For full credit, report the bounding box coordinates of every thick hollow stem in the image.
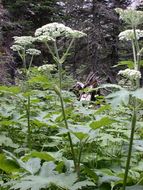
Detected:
[122,107,136,190]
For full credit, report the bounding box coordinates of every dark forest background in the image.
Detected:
[0,0,140,84]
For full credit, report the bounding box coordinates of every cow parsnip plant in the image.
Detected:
[1,12,143,190]
[114,8,143,190]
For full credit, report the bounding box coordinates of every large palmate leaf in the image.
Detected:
[3,150,41,174]
[9,173,95,190]
[106,89,130,107]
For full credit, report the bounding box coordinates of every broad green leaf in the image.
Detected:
[0,135,19,148]
[24,158,41,175]
[72,132,88,140]
[113,60,134,69]
[0,154,19,173]
[106,89,130,107]
[40,161,57,177]
[82,166,98,182]
[95,104,111,114]
[99,175,121,185]
[70,180,95,190]
[90,117,116,129]
[70,125,90,140]
[0,86,20,94]
[132,88,143,100]
[10,173,78,190]
[126,185,143,190]
[3,150,26,169]
[24,151,55,161]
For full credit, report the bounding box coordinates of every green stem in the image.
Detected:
[54,41,60,60]
[77,141,83,177]
[61,38,75,63]
[58,92,77,172]
[131,40,137,70]
[122,106,136,190]
[26,94,32,150]
[45,42,59,63]
[54,41,62,91]
[27,55,34,73]
[133,27,140,70]
[48,38,77,174]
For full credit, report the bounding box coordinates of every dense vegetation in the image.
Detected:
[1,1,143,190]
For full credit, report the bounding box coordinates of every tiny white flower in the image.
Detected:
[26,48,41,56]
[13,36,35,46]
[10,44,24,51]
[118,68,141,80]
[119,29,143,41]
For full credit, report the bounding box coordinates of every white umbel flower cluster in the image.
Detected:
[13,36,35,46]
[26,48,41,56]
[115,8,143,27]
[119,29,143,41]
[38,64,56,72]
[118,68,141,80]
[36,35,54,42]
[10,44,24,51]
[35,22,86,40]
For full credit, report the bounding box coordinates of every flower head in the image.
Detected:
[115,8,143,27]
[36,35,55,42]
[38,64,56,72]
[119,29,143,41]
[10,44,24,51]
[35,22,86,41]
[26,48,41,56]
[13,36,35,46]
[118,68,141,80]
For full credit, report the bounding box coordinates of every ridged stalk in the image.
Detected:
[122,107,136,190]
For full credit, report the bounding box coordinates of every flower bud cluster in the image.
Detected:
[118,69,141,80]
[38,64,56,72]
[26,48,41,56]
[10,44,24,51]
[35,22,86,40]
[119,29,143,41]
